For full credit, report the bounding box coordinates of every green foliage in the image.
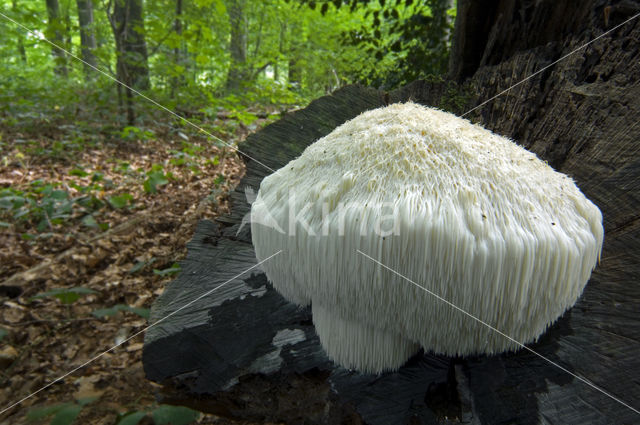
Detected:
[28,400,198,425]
[31,287,98,305]
[326,0,455,88]
[116,411,148,425]
[0,327,7,341]
[27,398,97,425]
[128,257,157,274]
[0,180,109,232]
[213,174,226,186]
[92,304,150,319]
[108,193,135,209]
[153,263,181,276]
[0,0,455,132]
[143,164,170,194]
[0,183,72,232]
[152,405,200,425]
[116,404,199,425]
[69,168,89,177]
[121,126,155,142]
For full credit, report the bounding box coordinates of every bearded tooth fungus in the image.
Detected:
[250,102,604,374]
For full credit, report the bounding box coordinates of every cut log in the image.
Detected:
[143,5,640,424]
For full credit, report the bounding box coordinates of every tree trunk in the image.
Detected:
[274,20,286,82]
[288,58,301,89]
[76,0,98,76]
[171,0,185,95]
[45,0,68,76]
[109,0,150,90]
[108,0,150,124]
[428,0,455,74]
[448,0,596,81]
[286,20,302,89]
[12,0,27,63]
[226,0,248,92]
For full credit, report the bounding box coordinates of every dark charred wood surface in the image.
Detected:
[143,11,640,425]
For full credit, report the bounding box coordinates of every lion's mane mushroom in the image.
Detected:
[251,102,604,374]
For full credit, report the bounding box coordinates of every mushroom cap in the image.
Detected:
[251,102,604,373]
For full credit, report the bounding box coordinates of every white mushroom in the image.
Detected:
[251,102,604,374]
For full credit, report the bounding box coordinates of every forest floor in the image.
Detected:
[0,113,278,424]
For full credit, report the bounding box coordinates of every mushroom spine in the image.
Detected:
[251,102,604,374]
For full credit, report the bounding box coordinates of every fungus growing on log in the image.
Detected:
[250,102,604,374]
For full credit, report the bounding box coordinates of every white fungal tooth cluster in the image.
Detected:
[251,102,604,374]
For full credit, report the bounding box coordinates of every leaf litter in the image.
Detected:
[0,118,282,424]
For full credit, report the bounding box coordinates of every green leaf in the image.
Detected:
[0,221,10,227]
[31,287,97,305]
[153,263,181,276]
[213,175,225,186]
[128,257,156,274]
[76,397,98,407]
[116,411,148,425]
[37,218,50,232]
[50,404,82,425]
[0,328,7,341]
[27,404,66,421]
[49,190,69,200]
[128,306,150,319]
[82,215,99,228]
[143,170,169,194]
[152,405,200,425]
[121,126,140,139]
[0,195,26,209]
[69,168,89,177]
[108,193,134,209]
[91,305,122,318]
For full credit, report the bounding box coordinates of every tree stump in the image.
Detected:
[143,5,640,423]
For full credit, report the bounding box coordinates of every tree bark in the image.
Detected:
[226,0,248,92]
[273,20,286,82]
[108,0,150,90]
[448,0,598,82]
[288,57,302,89]
[76,0,98,76]
[107,0,150,124]
[429,0,455,74]
[45,0,68,76]
[171,0,185,95]
[12,0,27,63]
